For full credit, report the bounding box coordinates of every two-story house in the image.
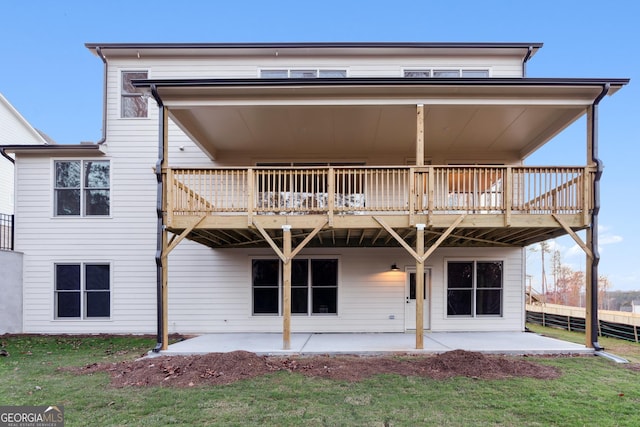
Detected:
[2,42,627,351]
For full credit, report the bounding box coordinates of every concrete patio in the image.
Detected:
[157,331,592,356]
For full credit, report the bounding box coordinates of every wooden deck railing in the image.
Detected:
[167,165,590,219]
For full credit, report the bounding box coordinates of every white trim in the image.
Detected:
[259,68,349,78]
[443,257,505,318]
[401,67,491,78]
[50,158,112,219]
[119,69,150,119]
[249,255,341,317]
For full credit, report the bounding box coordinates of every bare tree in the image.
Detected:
[529,242,552,303]
[598,275,612,310]
[551,249,562,304]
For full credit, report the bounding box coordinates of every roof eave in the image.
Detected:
[0,144,107,155]
[86,41,544,50]
[133,77,629,89]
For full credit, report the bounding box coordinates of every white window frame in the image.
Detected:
[259,68,348,78]
[445,259,503,318]
[53,159,111,218]
[251,256,339,316]
[403,68,490,78]
[120,70,149,118]
[54,262,111,320]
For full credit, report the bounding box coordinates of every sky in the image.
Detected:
[1,0,639,291]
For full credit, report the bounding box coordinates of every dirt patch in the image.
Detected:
[67,349,561,388]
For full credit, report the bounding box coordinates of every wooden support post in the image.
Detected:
[416,104,424,167]
[585,230,593,348]
[427,166,434,227]
[327,168,335,227]
[161,229,169,350]
[409,167,416,225]
[416,223,425,349]
[282,225,292,350]
[504,167,512,226]
[247,168,254,227]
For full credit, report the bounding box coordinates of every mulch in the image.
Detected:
[66,349,562,388]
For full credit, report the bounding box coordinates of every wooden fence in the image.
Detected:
[526,303,640,343]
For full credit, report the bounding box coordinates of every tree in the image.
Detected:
[529,241,552,303]
[598,275,612,310]
[553,265,584,307]
[551,249,562,304]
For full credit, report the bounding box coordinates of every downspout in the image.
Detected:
[95,47,108,145]
[522,46,534,77]
[0,148,15,164]
[589,83,610,351]
[151,84,165,353]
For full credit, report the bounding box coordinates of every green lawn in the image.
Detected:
[1,329,639,426]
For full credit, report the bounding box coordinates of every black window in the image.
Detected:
[447,261,502,317]
[311,259,338,314]
[252,258,338,315]
[55,263,110,319]
[252,259,279,314]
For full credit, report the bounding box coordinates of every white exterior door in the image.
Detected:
[404,267,431,330]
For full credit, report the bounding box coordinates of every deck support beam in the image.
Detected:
[165,215,207,256]
[552,214,593,260]
[282,226,292,350]
[416,104,424,167]
[374,215,465,349]
[416,224,425,349]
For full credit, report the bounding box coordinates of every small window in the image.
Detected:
[319,70,347,78]
[261,70,288,78]
[54,160,110,217]
[260,69,347,79]
[433,70,461,78]
[447,260,502,317]
[462,70,490,78]
[404,70,431,78]
[121,71,148,118]
[290,70,318,78]
[55,263,110,319]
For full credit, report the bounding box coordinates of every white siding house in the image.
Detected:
[0,93,48,215]
[3,43,627,351]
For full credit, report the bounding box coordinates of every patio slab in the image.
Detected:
[156,331,592,357]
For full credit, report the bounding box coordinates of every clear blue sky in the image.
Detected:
[1,0,638,291]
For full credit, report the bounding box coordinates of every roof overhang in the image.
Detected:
[86,42,543,62]
[1,144,107,156]
[134,78,628,161]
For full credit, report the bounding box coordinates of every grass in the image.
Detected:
[1,329,639,426]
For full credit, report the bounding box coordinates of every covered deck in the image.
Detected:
[133,76,627,353]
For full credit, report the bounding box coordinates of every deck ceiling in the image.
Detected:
[169,104,584,159]
[148,81,615,161]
